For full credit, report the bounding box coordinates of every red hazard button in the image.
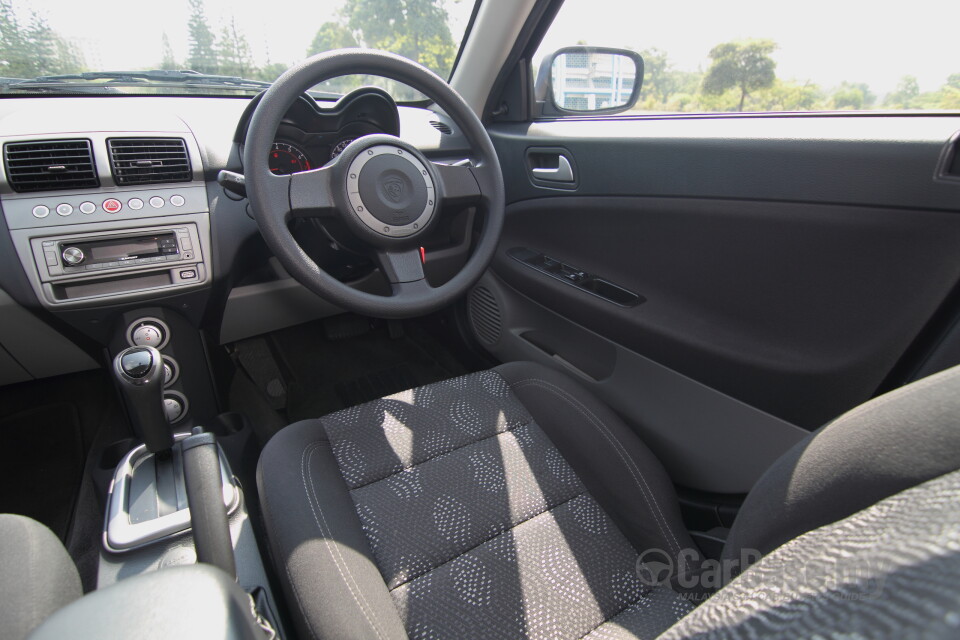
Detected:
[102,198,122,213]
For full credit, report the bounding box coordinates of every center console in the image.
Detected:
[0,124,284,636]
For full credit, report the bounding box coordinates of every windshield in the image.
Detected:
[0,0,478,99]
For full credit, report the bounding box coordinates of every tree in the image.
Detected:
[217,17,253,77]
[160,32,178,69]
[340,0,456,76]
[884,75,919,109]
[831,81,875,110]
[187,0,218,74]
[752,79,822,112]
[252,62,288,83]
[946,73,960,90]
[702,39,777,112]
[29,12,60,75]
[0,2,82,78]
[640,48,674,103]
[0,0,31,77]
[307,21,358,56]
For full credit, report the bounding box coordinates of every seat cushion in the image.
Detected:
[0,514,82,640]
[660,467,960,640]
[257,362,699,640]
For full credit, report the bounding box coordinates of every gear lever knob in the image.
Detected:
[113,346,174,453]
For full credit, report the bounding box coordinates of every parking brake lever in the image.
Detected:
[181,427,237,580]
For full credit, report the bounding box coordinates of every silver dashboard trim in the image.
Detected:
[103,433,240,553]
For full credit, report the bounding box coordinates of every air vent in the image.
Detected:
[3,139,99,193]
[468,286,501,344]
[429,120,452,134]
[108,138,192,186]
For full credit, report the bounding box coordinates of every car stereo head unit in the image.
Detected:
[33,225,200,280]
[58,233,179,268]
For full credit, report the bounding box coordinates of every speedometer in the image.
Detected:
[269,142,311,175]
[330,138,354,160]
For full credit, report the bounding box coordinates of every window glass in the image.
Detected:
[0,0,477,99]
[535,0,960,114]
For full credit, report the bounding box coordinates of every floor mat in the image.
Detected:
[236,317,475,422]
[334,365,421,407]
[0,402,84,540]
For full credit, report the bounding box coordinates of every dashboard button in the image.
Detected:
[179,269,197,280]
[170,194,185,207]
[61,246,84,265]
[79,201,96,214]
[131,324,164,347]
[163,395,185,423]
[44,251,58,267]
[149,196,164,208]
[128,198,144,210]
[103,198,122,213]
[56,203,73,216]
[32,205,50,218]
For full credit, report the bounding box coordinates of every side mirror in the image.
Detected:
[535,46,644,116]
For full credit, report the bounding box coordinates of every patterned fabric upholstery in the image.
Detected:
[659,468,960,640]
[318,370,693,639]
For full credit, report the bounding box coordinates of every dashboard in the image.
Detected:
[0,87,471,385]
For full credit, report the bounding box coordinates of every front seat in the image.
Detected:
[0,514,83,640]
[258,361,960,639]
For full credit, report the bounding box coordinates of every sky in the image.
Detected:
[21,0,960,98]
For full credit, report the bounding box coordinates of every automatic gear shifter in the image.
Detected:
[113,346,174,453]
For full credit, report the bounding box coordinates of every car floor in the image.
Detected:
[0,313,485,595]
[226,314,484,434]
[0,368,122,591]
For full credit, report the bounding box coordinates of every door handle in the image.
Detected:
[530,154,575,182]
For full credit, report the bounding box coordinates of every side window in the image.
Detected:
[534,0,960,115]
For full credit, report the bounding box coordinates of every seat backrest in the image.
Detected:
[721,363,960,577]
[659,467,960,639]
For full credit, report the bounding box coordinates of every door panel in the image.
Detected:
[473,269,809,493]
[476,114,960,490]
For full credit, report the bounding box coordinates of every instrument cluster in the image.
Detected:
[263,87,401,175]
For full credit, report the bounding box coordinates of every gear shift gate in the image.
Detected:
[104,432,240,552]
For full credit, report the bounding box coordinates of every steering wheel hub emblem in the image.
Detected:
[383,176,405,202]
[345,144,437,237]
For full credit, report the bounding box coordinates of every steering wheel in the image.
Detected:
[243,50,505,319]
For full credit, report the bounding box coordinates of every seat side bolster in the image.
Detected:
[257,419,408,640]
[495,361,700,571]
[721,363,960,579]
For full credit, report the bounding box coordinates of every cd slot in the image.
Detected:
[52,271,173,301]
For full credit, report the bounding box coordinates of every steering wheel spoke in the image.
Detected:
[288,165,338,219]
[433,161,484,209]
[374,248,431,296]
